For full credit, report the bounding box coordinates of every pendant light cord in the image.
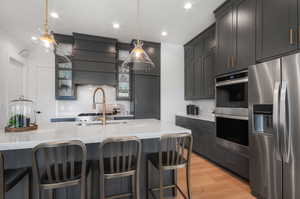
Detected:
[137,0,141,41]
[44,0,49,33]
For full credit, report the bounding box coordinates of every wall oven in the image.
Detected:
[215,70,249,157]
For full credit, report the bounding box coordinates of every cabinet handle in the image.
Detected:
[298,27,300,43]
[231,56,235,68]
[290,28,294,45]
[227,56,230,68]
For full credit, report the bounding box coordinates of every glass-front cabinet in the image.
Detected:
[55,42,76,100]
[117,49,131,100]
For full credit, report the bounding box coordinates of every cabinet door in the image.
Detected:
[133,75,160,119]
[256,0,297,61]
[193,38,204,99]
[234,0,255,70]
[184,46,195,100]
[203,51,215,99]
[216,5,235,75]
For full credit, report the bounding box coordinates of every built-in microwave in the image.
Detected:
[216,70,248,108]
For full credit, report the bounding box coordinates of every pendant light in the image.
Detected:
[121,0,155,71]
[39,0,57,50]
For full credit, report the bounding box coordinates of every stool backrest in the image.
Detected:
[33,140,87,184]
[99,137,141,174]
[160,133,193,167]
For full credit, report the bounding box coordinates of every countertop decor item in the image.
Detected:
[5,96,38,133]
[121,0,155,71]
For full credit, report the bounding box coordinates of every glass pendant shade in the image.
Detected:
[37,0,57,51]
[39,32,56,50]
[121,40,155,71]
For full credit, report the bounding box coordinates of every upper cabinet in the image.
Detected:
[72,33,117,86]
[256,0,298,61]
[54,34,76,100]
[184,24,216,100]
[214,0,255,75]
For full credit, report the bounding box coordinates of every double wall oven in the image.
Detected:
[215,70,249,157]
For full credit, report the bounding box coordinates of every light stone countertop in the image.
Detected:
[0,119,191,151]
[176,113,215,122]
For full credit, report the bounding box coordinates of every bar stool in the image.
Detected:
[147,133,193,199]
[32,140,91,199]
[99,137,141,199]
[0,152,31,199]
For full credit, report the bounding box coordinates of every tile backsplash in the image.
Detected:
[56,85,131,117]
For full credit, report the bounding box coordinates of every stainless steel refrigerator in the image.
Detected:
[249,53,300,199]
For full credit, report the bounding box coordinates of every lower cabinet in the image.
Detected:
[175,115,249,180]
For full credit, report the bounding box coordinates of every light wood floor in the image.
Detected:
[175,153,256,199]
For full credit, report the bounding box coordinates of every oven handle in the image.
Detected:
[215,77,248,87]
[214,113,248,120]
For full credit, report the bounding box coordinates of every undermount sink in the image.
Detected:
[77,120,127,126]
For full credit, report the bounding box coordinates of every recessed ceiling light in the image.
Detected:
[184,2,192,10]
[31,36,38,41]
[113,23,120,29]
[50,12,59,19]
[161,31,168,36]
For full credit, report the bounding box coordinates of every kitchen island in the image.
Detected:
[0,119,191,199]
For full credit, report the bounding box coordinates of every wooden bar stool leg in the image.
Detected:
[159,168,164,199]
[173,169,178,197]
[131,174,136,199]
[136,172,140,199]
[99,175,105,199]
[27,171,32,199]
[48,189,54,199]
[80,179,86,199]
[146,160,150,199]
[186,165,192,199]
[86,170,92,199]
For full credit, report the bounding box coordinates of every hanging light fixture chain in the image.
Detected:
[44,0,49,33]
[137,0,141,41]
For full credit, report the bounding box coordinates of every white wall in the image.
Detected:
[160,42,215,124]
[0,30,28,129]
[160,43,186,123]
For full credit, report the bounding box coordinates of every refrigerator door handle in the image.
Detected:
[274,81,281,161]
[280,81,291,163]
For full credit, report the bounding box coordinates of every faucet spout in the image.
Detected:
[92,87,107,125]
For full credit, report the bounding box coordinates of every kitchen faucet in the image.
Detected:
[92,87,106,125]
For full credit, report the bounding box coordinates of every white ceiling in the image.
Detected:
[0,0,225,46]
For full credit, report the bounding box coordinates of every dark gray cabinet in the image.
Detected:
[184,45,195,99]
[72,33,117,86]
[132,41,161,119]
[256,0,298,61]
[175,115,249,179]
[215,2,235,75]
[133,75,160,119]
[215,0,255,75]
[176,116,216,160]
[234,0,255,69]
[184,24,216,100]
